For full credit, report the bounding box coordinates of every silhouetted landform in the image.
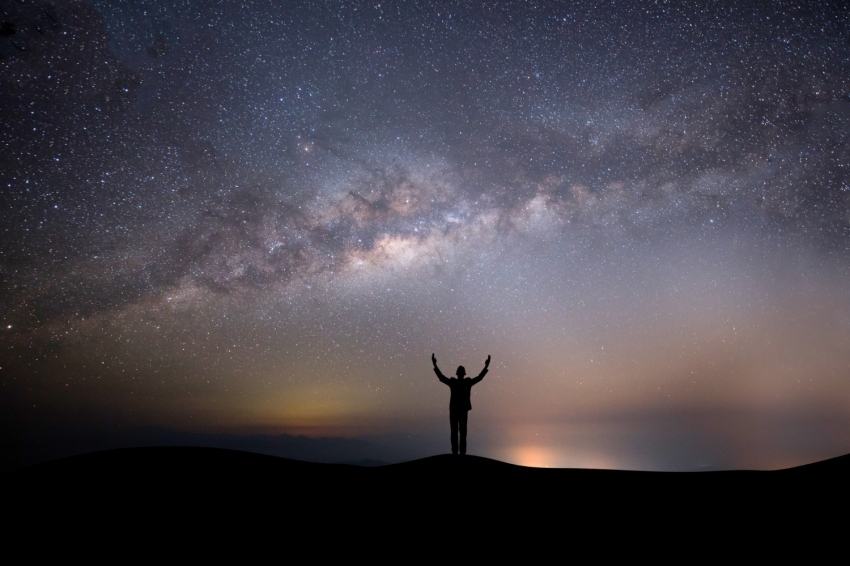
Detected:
[334,458,388,466]
[0,447,850,563]
[0,427,430,472]
[5,447,846,544]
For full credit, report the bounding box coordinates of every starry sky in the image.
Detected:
[3,0,850,470]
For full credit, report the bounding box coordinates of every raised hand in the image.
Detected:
[432,353,437,367]
[484,355,491,367]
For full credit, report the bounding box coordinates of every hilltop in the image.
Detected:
[5,446,847,542]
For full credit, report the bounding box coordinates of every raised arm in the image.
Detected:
[470,355,491,384]
[432,353,449,384]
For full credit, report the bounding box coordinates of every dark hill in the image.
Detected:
[5,447,848,544]
[9,445,850,494]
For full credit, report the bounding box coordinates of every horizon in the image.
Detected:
[3,0,850,472]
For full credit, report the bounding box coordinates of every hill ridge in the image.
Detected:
[8,445,850,476]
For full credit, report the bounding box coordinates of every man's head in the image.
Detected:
[456,366,466,378]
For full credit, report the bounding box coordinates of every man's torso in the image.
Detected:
[448,378,474,411]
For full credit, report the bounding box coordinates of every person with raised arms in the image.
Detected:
[432,353,490,455]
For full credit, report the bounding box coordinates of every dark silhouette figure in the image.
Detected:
[432,353,490,455]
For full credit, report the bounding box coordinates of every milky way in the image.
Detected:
[3,0,850,470]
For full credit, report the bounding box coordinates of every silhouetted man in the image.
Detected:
[432,353,490,455]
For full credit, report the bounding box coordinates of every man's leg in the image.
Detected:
[450,413,459,455]
[458,411,468,455]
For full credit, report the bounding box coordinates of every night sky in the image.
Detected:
[3,0,850,470]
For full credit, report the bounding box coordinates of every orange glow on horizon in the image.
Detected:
[507,445,557,468]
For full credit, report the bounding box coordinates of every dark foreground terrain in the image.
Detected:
[5,447,848,550]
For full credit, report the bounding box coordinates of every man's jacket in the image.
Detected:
[434,367,487,412]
